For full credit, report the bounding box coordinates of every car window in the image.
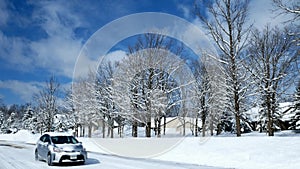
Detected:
[51,136,79,144]
[40,135,46,142]
[44,135,50,143]
[40,134,50,143]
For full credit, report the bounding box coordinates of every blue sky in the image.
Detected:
[0,0,290,105]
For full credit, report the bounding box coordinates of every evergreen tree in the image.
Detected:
[6,112,17,133]
[289,81,300,130]
[0,111,4,133]
[295,81,300,109]
[22,105,37,131]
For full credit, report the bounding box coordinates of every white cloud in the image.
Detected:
[102,50,127,64]
[0,80,72,105]
[177,4,191,19]
[0,31,34,71]
[30,35,82,78]
[28,1,84,78]
[248,0,291,30]
[0,1,85,78]
[0,0,9,26]
[0,80,43,103]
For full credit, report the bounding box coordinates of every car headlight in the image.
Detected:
[53,147,63,153]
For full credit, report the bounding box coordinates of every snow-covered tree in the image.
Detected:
[246,26,298,136]
[0,100,7,133]
[0,110,5,133]
[71,73,102,137]
[21,105,37,131]
[295,81,300,109]
[273,0,300,22]
[52,112,76,132]
[34,76,60,133]
[96,62,119,138]
[6,112,18,133]
[112,33,193,137]
[193,54,227,136]
[194,61,209,137]
[272,0,300,46]
[114,52,185,137]
[289,81,300,130]
[195,0,251,136]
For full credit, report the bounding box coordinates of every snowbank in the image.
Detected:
[0,130,40,144]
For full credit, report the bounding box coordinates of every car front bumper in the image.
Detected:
[51,151,87,163]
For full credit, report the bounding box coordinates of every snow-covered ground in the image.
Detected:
[155,131,300,169]
[0,130,299,169]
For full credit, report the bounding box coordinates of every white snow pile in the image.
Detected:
[0,130,40,144]
[0,130,299,169]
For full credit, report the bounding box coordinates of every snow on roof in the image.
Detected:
[244,107,260,121]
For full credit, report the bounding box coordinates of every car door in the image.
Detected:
[40,134,50,159]
[37,135,46,159]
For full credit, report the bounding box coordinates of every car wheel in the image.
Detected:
[79,160,85,165]
[34,149,39,161]
[47,153,53,166]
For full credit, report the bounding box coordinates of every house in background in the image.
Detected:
[162,117,197,136]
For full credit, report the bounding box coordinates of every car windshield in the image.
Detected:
[50,136,79,144]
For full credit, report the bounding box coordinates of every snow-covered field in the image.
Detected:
[156,132,300,169]
[0,130,299,169]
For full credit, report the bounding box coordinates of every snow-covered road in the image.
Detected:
[0,141,223,169]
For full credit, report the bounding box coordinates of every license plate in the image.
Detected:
[70,155,77,160]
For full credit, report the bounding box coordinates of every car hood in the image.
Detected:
[55,144,84,151]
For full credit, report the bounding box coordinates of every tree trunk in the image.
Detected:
[232,56,241,137]
[210,113,214,136]
[163,116,166,135]
[75,124,78,137]
[110,126,114,138]
[182,118,186,136]
[154,118,158,136]
[227,0,241,137]
[146,120,151,137]
[107,116,114,138]
[232,57,241,137]
[267,96,274,136]
[217,123,222,135]
[202,115,206,137]
[88,123,92,138]
[119,125,123,138]
[195,114,198,137]
[157,117,161,138]
[132,120,138,137]
[235,113,241,136]
[102,118,105,138]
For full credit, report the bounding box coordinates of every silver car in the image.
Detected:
[35,132,87,166]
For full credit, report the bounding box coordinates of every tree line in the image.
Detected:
[0,0,299,137]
